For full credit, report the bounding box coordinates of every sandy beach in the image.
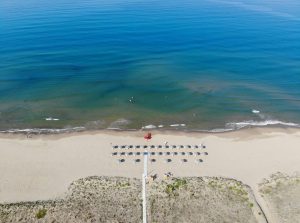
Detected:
[0,128,299,203]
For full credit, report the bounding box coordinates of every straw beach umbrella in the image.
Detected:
[134,159,141,163]
[195,159,203,164]
[150,159,156,163]
[117,159,125,163]
[181,159,188,163]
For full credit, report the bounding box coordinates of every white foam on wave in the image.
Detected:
[45,117,60,121]
[226,120,300,130]
[0,127,86,134]
[142,125,157,130]
[170,124,186,127]
[251,109,268,120]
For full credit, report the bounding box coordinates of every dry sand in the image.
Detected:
[0,127,300,222]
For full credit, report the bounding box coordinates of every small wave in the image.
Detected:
[252,109,260,114]
[170,124,186,127]
[251,109,268,120]
[142,125,157,130]
[45,117,60,121]
[226,120,300,130]
[158,125,164,128]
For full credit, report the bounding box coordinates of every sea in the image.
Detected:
[1,0,300,133]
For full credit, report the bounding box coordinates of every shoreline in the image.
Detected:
[0,121,299,136]
[0,125,300,138]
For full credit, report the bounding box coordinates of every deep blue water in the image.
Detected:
[0,0,300,132]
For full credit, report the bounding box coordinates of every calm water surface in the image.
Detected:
[0,0,300,132]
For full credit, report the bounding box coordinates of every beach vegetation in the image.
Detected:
[165,184,175,195]
[208,179,251,204]
[165,178,187,195]
[208,180,223,189]
[116,181,130,188]
[261,187,272,194]
[229,185,248,197]
[36,208,47,219]
[173,179,187,188]
[0,210,9,221]
[1,176,265,222]
[208,180,217,188]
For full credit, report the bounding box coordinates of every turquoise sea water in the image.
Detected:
[0,0,300,132]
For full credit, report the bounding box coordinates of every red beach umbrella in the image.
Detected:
[144,132,152,140]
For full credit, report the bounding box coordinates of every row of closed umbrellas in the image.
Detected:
[117,158,204,164]
[112,151,208,156]
[112,144,206,150]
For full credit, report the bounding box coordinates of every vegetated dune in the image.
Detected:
[0,176,265,223]
[0,177,142,223]
[148,177,265,223]
[259,172,300,223]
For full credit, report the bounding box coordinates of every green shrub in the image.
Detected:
[173,179,187,189]
[36,209,47,219]
[165,179,187,195]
